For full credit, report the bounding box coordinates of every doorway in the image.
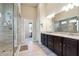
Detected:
[29,22,33,41]
[24,19,33,42]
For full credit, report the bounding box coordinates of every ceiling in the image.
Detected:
[21,3,68,9]
[21,3,68,17]
[21,3,38,7]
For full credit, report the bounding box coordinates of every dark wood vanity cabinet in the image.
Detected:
[77,40,79,56]
[41,33,78,56]
[41,34,48,47]
[41,34,45,45]
[63,38,77,56]
[53,36,63,56]
[44,34,48,47]
[48,35,54,51]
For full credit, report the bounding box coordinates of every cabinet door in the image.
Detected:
[41,34,45,45]
[48,35,53,50]
[44,34,48,47]
[78,40,79,56]
[53,36,62,56]
[63,38,77,56]
[41,34,48,47]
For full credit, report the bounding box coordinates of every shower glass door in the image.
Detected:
[0,3,14,56]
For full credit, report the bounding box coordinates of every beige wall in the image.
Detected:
[21,4,37,42]
[39,3,55,32]
[39,4,47,32]
[21,4,36,20]
[54,6,79,21]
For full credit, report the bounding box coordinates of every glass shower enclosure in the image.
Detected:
[0,3,19,56]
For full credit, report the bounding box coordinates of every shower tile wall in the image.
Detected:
[0,4,13,56]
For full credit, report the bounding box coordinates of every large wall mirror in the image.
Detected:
[54,16,79,33]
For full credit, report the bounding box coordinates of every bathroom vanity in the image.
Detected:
[41,32,79,56]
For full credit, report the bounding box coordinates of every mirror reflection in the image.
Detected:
[55,16,79,33]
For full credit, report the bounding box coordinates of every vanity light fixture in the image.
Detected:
[62,6,69,11]
[62,3,74,12]
[62,3,79,12]
[69,4,74,9]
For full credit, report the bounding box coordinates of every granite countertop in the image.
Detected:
[41,32,79,40]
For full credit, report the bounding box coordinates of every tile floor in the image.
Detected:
[18,38,57,56]
[0,41,13,56]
